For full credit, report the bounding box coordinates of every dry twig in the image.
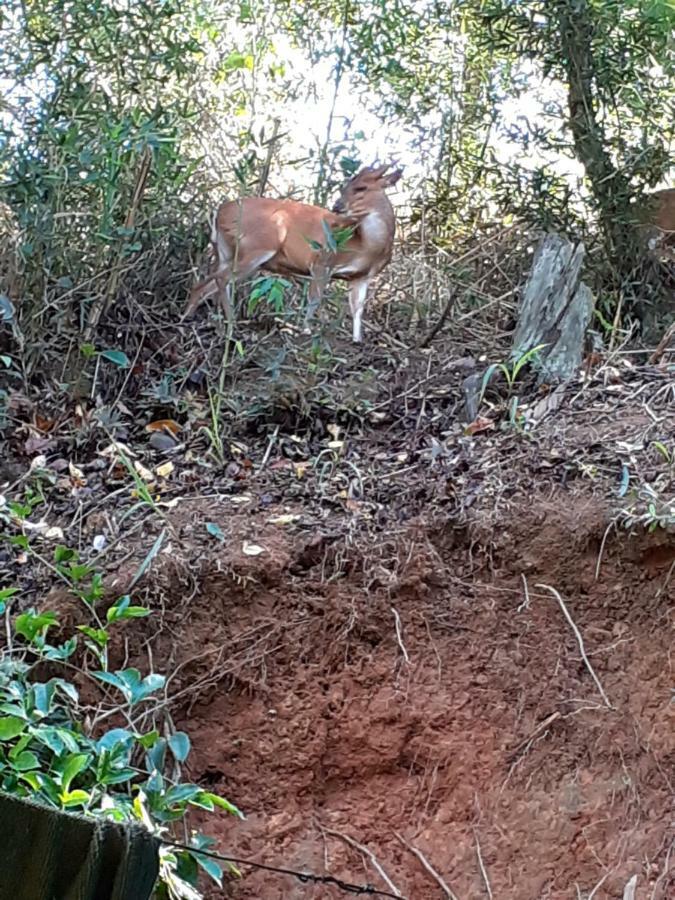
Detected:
[391,606,410,665]
[536,583,613,709]
[320,825,404,898]
[394,832,459,900]
[473,829,493,900]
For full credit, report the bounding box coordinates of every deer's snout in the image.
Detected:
[332,198,346,214]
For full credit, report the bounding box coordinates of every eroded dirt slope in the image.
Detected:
[3,344,673,899]
[171,491,672,900]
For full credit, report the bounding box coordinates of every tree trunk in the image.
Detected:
[513,233,594,382]
[554,0,647,309]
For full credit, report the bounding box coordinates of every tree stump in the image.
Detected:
[512,233,594,382]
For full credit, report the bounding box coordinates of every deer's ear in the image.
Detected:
[384,168,403,187]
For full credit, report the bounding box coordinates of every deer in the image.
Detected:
[184,163,403,343]
[641,188,675,259]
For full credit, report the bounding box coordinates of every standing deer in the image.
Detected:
[184,164,402,342]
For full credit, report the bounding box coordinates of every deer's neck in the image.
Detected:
[359,200,395,249]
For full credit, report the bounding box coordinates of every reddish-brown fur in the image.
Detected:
[185,164,402,342]
[645,188,675,245]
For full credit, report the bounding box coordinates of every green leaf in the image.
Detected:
[146,737,166,773]
[223,50,253,70]
[19,772,41,792]
[0,588,19,602]
[107,596,150,622]
[61,789,90,808]
[82,572,104,604]
[479,362,502,403]
[201,792,245,819]
[15,611,58,643]
[32,727,65,755]
[68,563,93,583]
[321,218,337,252]
[189,793,214,811]
[651,440,672,463]
[0,703,26,717]
[0,716,27,740]
[194,852,223,886]
[145,769,164,795]
[12,751,40,771]
[99,349,130,368]
[57,752,90,792]
[77,625,109,647]
[138,730,160,750]
[511,343,547,380]
[94,669,164,705]
[54,545,76,564]
[165,784,202,805]
[134,673,165,703]
[30,682,56,717]
[96,729,135,752]
[43,637,78,661]
[48,678,76,704]
[618,464,630,498]
[168,732,190,763]
[92,670,126,694]
[8,733,32,760]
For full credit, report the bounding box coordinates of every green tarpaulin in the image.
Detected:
[0,793,159,900]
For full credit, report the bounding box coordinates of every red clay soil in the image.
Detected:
[6,346,673,900]
[150,489,675,900]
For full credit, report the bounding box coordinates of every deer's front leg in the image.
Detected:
[348,278,369,343]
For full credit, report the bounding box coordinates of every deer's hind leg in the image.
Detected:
[214,235,277,324]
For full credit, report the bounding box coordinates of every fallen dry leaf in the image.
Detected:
[242,541,265,556]
[155,461,174,479]
[99,441,136,459]
[29,454,48,472]
[34,413,55,433]
[267,514,300,525]
[157,497,179,509]
[69,461,87,486]
[133,460,155,483]
[146,419,182,436]
[464,416,495,436]
[24,436,55,455]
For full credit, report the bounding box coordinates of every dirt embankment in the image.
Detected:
[4,335,673,899]
[124,481,672,900]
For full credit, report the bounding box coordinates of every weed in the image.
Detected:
[0,550,241,897]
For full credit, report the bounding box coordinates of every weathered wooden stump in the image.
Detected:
[512,233,594,382]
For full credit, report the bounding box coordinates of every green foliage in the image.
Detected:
[480,343,547,400]
[469,0,675,263]
[248,276,292,315]
[618,484,675,532]
[0,0,217,377]
[0,563,242,897]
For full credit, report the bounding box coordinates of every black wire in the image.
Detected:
[161,838,406,899]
